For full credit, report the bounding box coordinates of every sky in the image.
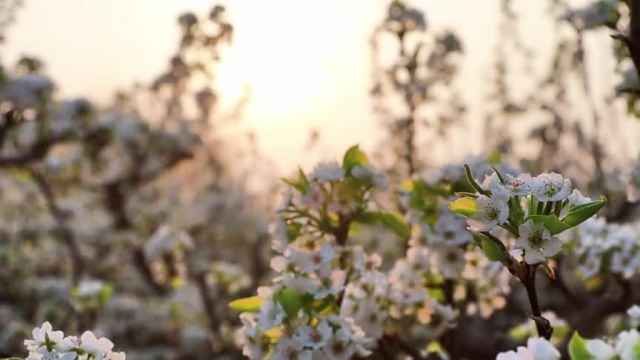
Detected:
[4,0,635,174]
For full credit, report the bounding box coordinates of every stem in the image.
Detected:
[524,273,541,316]
[521,264,553,339]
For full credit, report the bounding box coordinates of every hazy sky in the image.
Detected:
[6,0,630,174]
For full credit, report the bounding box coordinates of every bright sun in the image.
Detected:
[216,1,333,116]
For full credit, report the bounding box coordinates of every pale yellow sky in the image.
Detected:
[5,0,634,174]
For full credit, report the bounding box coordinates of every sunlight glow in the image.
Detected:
[217,2,333,116]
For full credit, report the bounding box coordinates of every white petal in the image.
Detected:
[542,237,562,257]
[524,249,546,264]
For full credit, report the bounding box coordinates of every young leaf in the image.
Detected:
[561,197,607,228]
[275,288,304,318]
[479,234,508,262]
[355,211,411,239]
[464,164,489,195]
[228,296,264,313]
[281,168,309,193]
[448,197,477,217]
[342,144,370,171]
[376,211,411,239]
[568,332,594,360]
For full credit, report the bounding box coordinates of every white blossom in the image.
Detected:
[467,193,509,232]
[586,339,616,360]
[351,165,388,189]
[495,337,560,360]
[309,161,344,182]
[514,220,562,264]
[531,173,572,202]
[505,173,533,196]
[616,329,640,360]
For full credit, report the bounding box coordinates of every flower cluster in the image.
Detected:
[233,146,456,359]
[396,155,518,319]
[570,217,640,279]
[448,165,605,341]
[450,168,604,265]
[23,322,125,360]
[497,305,640,360]
[234,146,390,358]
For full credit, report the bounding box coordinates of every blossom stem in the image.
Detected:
[521,264,553,340]
[528,195,537,215]
[553,201,563,217]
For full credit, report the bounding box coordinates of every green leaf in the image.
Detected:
[428,288,445,302]
[479,234,508,262]
[228,296,264,313]
[287,222,303,241]
[634,342,640,359]
[355,211,410,239]
[464,164,489,195]
[275,288,304,318]
[568,332,594,360]
[354,211,379,224]
[561,197,606,228]
[508,325,530,341]
[448,197,477,217]
[282,168,309,193]
[376,211,411,239]
[99,284,113,304]
[342,144,370,172]
[527,214,570,235]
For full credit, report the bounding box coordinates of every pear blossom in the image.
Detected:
[293,321,332,350]
[24,322,66,353]
[76,279,105,298]
[433,245,466,279]
[302,183,325,210]
[428,211,471,246]
[467,193,509,232]
[80,331,117,360]
[495,337,560,360]
[309,161,344,182]
[579,251,604,279]
[505,173,533,196]
[531,173,572,202]
[616,329,640,360]
[22,323,124,360]
[351,164,388,189]
[26,351,77,360]
[271,337,312,360]
[610,250,640,279]
[256,299,285,330]
[514,220,562,264]
[586,339,616,360]
[627,305,640,327]
[483,173,511,199]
